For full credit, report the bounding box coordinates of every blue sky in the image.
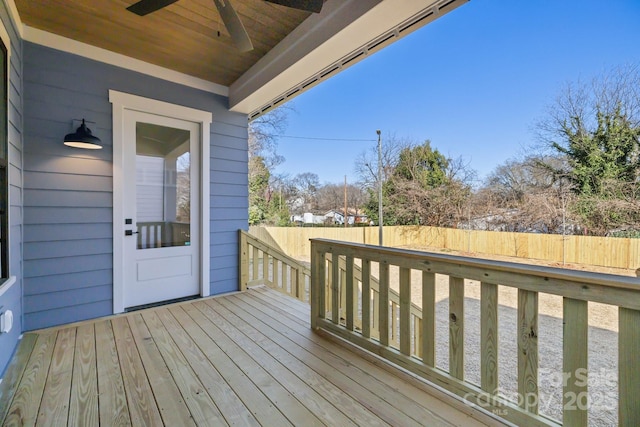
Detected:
[271,0,640,186]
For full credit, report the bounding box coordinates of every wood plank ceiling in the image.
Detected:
[14,0,312,87]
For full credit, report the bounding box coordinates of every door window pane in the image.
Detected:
[135,122,191,249]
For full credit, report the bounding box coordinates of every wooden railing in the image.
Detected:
[239,230,311,302]
[239,231,423,348]
[310,238,640,427]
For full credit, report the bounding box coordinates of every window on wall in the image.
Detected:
[0,37,8,279]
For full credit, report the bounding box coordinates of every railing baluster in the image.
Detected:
[378,261,390,346]
[362,259,371,338]
[391,303,398,347]
[273,259,280,289]
[563,297,587,426]
[297,268,304,301]
[422,271,436,367]
[481,282,498,393]
[346,256,355,331]
[262,250,269,282]
[252,245,259,280]
[414,316,422,358]
[331,253,340,324]
[518,289,538,414]
[399,267,411,356]
[619,307,640,426]
[449,276,465,380]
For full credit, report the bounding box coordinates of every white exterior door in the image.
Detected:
[122,110,200,308]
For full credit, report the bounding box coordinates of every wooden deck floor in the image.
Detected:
[0,287,500,426]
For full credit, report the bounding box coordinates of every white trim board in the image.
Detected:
[110,90,212,313]
[25,26,228,97]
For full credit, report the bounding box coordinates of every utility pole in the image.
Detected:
[377,130,383,246]
[344,175,347,228]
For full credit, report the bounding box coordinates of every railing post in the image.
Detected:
[310,241,325,330]
[238,230,248,291]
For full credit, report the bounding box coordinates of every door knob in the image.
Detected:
[125,230,139,236]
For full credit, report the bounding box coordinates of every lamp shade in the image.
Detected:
[64,119,102,149]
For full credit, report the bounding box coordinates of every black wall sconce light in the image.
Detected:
[64,119,102,149]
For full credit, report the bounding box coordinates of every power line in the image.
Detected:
[274,134,376,142]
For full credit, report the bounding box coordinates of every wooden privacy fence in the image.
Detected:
[310,238,640,427]
[250,225,640,270]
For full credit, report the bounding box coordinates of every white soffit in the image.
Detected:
[230,0,468,118]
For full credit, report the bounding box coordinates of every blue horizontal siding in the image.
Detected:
[24,270,112,295]
[24,239,112,259]
[24,223,112,242]
[24,284,111,313]
[22,41,248,330]
[25,171,112,191]
[25,300,113,332]
[0,0,24,376]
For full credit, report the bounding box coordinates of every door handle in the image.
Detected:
[125,230,139,236]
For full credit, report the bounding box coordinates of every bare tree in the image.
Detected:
[292,172,320,212]
[354,133,413,189]
[477,155,575,233]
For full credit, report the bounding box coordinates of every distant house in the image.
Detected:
[325,209,369,226]
[290,212,325,226]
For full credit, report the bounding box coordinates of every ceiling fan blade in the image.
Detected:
[264,0,323,13]
[127,0,179,16]
[213,0,253,52]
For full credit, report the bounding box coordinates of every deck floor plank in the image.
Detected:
[206,297,387,427]
[154,307,262,427]
[242,289,487,426]
[169,304,293,427]
[0,333,38,424]
[94,319,131,426]
[36,328,76,426]
[127,313,197,427]
[111,316,164,426]
[214,296,394,427]
[140,309,228,426]
[229,292,458,426]
[4,331,57,426]
[1,288,495,427]
[186,300,325,427]
[198,298,357,426]
[69,323,99,427]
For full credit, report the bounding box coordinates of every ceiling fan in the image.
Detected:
[126,0,324,52]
